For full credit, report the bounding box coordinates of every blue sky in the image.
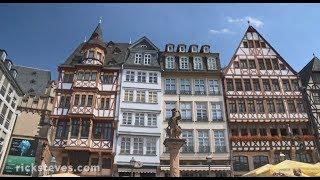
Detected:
[0,3,319,79]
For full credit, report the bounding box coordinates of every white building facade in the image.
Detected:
[114,37,162,177]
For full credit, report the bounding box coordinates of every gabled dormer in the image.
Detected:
[177,44,186,53]
[0,49,7,61]
[165,44,174,52]
[189,44,198,53]
[200,45,210,53]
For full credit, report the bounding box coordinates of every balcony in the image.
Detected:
[215,146,227,153]
[182,146,194,153]
[194,91,206,95]
[197,116,208,122]
[198,146,210,153]
[180,90,191,95]
[165,90,177,95]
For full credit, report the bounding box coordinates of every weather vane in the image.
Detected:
[84,36,87,42]
[313,53,316,58]
[99,17,103,24]
[247,20,251,26]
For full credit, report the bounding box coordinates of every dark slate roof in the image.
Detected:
[13,65,51,96]
[299,56,320,87]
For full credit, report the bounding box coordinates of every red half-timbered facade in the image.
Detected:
[49,23,127,176]
[223,26,317,176]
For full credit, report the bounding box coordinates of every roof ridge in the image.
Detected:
[14,64,51,72]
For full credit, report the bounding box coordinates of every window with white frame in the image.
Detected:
[136,91,146,102]
[198,130,210,153]
[196,103,207,121]
[120,137,131,154]
[203,46,209,53]
[137,72,146,83]
[125,71,135,82]
[147,114,157,127]
[191,46,197,52]
[212,102,223,121]
[214,130,226,153]
[165,102,176,119]
[148,72,158,84]
[182,130,194,152]
[135,113,145,126]
[209,80,220,94]
[180,57,189,70]
[144,54,151,65]
[167,45,173,52]
[165,56,175,69]
[134,53,142,64]
[122,112,132,125]
[133,137,143,154]
[148,91,158,103]
[194,79,205,94]
[180,79,191,93]
[193,57,203,70]
[180,102,192,121]
[124,90,134,102]
[179,45,186,52]
[207,57,217,70]
[165,79,176,92]
[146,138,157,155]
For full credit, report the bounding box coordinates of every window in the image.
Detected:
[214,130,226,153]
[240,59,248,69]
[196,103,207,121]
[77,71,84,81]
[120,137,131,154]
[148,91,157,103]
[63,73,74,83]
[227,79,234,91]
[243,41,248,48]
[313,91,320,104]
[248,100,255,113]
[81,120,90,138]
[146,138,156,155]
[88,51,94,58]
[276,99,285,113]
[70,120,80,138]
[165,78,176,93]
[137,72,146,83]
[167,45,173,52]
[280,128,288,136]
[287,100,296,113]
[4,111,12,128]
[258,59,265,70]
[235,79,243,91]
[209,80,220,94]
[231,129,239,136]
[250,128,258,136]
[291,80,299,91]
[193,57,203,70]
[265,59,272,70]
[253,79,261,91]
[212,102,223,121]
[180,102,192,121]
[59,95,71,108]
[133,138,143,154]
[122,112,132,125]
[134,53,142,64]
[263,79,271,91]
[135,113,145,126]
[234,61,239,68]
[180,57,189,70]
[165,102,176,120]
[74,94,80,106]
[84,71,90,81]
[260,128,267,136]
[11,97,16,109]
[270,128,278,136]
[124,90,134,102]
[203,46,209,53]
[207,57,217,70]
[148,73,157,84]
[198,130,210,153]
[254,40,261,48]
[0,104,7,125]
[274,152,291,163]
[55,121,69,139]
[97,52,102,60]
[136,91,146,102]
[180,79,191,94]
[233,156,249,171]
[101,74,114,84]
[240,128,248,136]
[125,71,135,82]
[182,130,194,153]
[165,56,175,69]
[92,123,112,140]
[302,128,310,135]
[292,128,300,135]
[253,156,269,169]
[87,95,93,107]
[257,100,264,114]
[297,101,305,113]
[147,114,157,127]
[261,42,266,48]
[282,79,291,91]
[249,60,256,69]
[194,79,205,94]
[91,72,97,81]
[0,79,8,97]
[100,98,110,110]
[272,59,279,70]
[238,100,246,113]
[267,100,275,113]
[144,54,151,65]
[179,45,186,52]
[229,100,237,113]
[296,153,312,163]
[191,46,197,52]
[272,79,280,91]
[102,158,111,169]
[244,79,252,91]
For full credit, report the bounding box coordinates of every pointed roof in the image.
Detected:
[224,25,297,74]
[85,23,106,49]
[299,56,320,86]
[128,36,159,51]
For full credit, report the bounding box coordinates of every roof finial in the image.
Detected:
[129,37,132,44]
[247,20,251,26]
[84,36,87,42]
[99,17,102,24]
[313,53,316,58]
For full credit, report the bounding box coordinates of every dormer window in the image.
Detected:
[97,52,102,60]
[191,46,198,53]
[193,57,203,70]
[5,60,12,70]
[134,53,142,64]
[207,57,217,70]
[144,54,151,65]
[203,46,210,53]
[167,45,174,52]
[88,51,94,58]
[32,71,37,75]
[179,57,189,70]
[179,46,186,52]
[141,45,147,48]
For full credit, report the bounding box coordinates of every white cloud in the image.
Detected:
[208,28,235,35]
[227,16,264,28]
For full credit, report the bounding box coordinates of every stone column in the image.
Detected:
[164,138,186,177]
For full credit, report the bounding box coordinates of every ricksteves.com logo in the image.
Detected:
[15,164,101,174]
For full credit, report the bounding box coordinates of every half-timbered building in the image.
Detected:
[223,25,317,176]
[49,23,128,176]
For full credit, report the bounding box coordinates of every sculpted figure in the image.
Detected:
[166,108,182,139]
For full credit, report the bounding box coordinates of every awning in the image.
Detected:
[117,168,157,174]
[160,165,231,172]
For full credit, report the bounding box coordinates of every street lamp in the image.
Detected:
[206,154,213,177]
[50,156,57,177]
